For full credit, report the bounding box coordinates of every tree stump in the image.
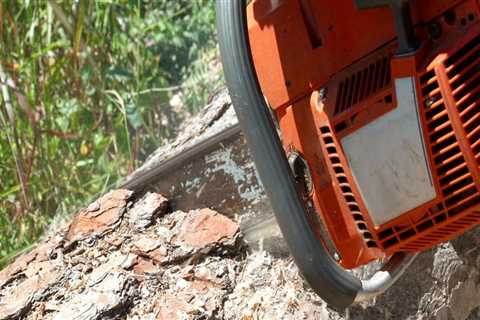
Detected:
[1,90,479,320]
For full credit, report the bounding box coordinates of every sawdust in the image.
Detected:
[1,188,479,320]
[0,190,333,320]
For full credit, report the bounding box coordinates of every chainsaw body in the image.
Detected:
[248,0,479,268]
[217,0,479,308]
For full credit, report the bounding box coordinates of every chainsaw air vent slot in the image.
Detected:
[399,229,415,240]
[434,213,447,223]
[432,136,457,154]
[439,165,469,186]
[437,146,462,164]
[384,94,393,104]
[366,241,377,248]
[420,70,435,84]
[442,176,474,196]
[425,101,444,119]
[382,237,398,248]
[448,34,479,169]
[334,56,391,115]
[422,82,439,96]
[334,121,348,132]
[445,35,479,66]
[439,157,461,174]
[352,214,363,221]
[319,126,378,247]
[430,124,453,141]
[454,74,480,101]
[417,220,434,232]
[357,223,367,230]
[427,114,449,130]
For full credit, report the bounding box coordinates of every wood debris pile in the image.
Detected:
[0,189,328,320]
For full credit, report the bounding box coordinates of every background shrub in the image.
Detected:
[0,0,221,266]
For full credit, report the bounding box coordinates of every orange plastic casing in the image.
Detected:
[247,0,480,268]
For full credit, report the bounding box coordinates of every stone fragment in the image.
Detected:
[0,262,62,319]
[0,256,33,289]
[133,235,163,253]
[176,208,239,248]
[129,192,168,231]
[133,257,161,275]
[53,271,133,320]
[0,237,60,289]
[65,189,133,245]
[155,293,195,320]
[132,235,168,264]
[155,279,223,320]
[88,252,137,286]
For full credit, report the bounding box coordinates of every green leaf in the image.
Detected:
[126,101,142,129]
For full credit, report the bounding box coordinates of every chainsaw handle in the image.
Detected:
[354,252,417,303]
[216,0,416,309]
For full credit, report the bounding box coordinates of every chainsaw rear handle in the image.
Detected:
[216,0,416,309]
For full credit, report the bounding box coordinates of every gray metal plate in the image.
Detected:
[341,77,436,226]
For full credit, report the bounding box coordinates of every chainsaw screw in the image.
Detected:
[333,252,340,261]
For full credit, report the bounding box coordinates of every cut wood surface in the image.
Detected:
[1,90,479,320]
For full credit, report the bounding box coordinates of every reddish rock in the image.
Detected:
[132,235,163,253]
[156,293,194,320]
[53,271,133,320]
[147,247,168,264]
[132,235,168,264]
[133,257,160,275]
[155,279,223,320]
[176,208,239,248]
[65,189,133,244]
[0,237,60,289]
[0,261,61,319]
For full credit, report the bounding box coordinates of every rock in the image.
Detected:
[0,237,60,289]
[155,280,223,320]
[87,251,137,286]
[53,271,134,320]
[132,235,163,253]
[64,189,133,246]
[133,257,160,275]
[132,234,168,265]
[0,261,62,319]
[175,208,239,248]
[129,192,168,231]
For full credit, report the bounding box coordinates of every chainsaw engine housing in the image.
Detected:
[247,0,480,268]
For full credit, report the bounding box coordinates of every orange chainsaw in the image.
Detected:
[217,0,479,309]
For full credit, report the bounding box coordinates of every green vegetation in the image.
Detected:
[0,0,221,266]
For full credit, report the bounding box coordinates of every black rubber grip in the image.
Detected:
[216,0,362,310]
